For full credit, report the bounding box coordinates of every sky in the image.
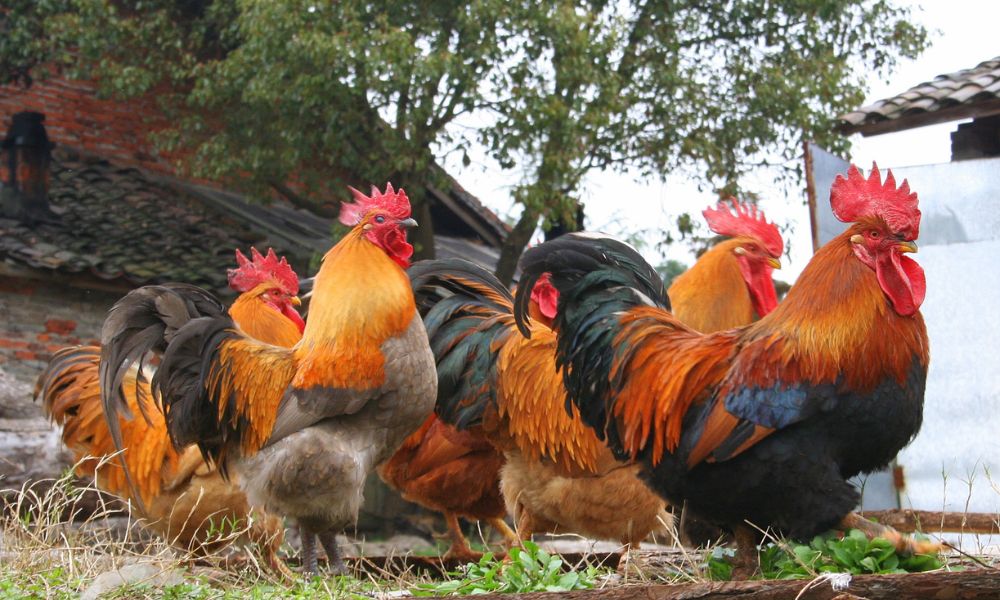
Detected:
[444,1,999,283]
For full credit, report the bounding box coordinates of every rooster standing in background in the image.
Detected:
[669,199,783,332]
[515,164,940,575]
[99,184,437,575]
[411,260,672,553]
[377,414,517,560]
[36,248,303,573]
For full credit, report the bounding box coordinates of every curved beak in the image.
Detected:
[897,241,918,254]
[766,257,782,270]
[398,217,418,228]
[289,295,302,306]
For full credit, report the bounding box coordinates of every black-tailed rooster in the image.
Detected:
[36,248,303,572]
[410,260,671,553]
[99,184,437,575]
[515,165,940,574]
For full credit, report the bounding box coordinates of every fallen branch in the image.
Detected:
[863,509,1000,535]
[471,569,1000,600]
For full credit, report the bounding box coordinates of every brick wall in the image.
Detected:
[0,76,182,177]
[0,276,117,418]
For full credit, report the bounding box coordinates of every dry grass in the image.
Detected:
[0,458,446,598]
[3,458,998,598]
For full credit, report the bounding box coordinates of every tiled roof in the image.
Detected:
[0,147,504,294]
[0,148,288,295]
[838,57,1000,135]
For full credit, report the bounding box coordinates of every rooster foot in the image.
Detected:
[840,512,944,555]
[318,530,350,576]
[300,526,320,577]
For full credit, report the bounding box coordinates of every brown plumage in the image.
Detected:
[36,252,303,568]
[378,415,516,559]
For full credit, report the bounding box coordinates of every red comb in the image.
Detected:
[702,198,783,257]
[830,163,920,240]
[228,247,299,294]
[338,182,411,226]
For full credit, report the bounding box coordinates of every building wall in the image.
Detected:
[0,76,180,177]
[0,276,116,418]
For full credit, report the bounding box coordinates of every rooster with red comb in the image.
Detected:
[100,183,435,575]
[669,199,784,332]
[516,163,940,576]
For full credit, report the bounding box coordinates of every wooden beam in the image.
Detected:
[802,140,820,253]
[838,98,1000,137]
[467,569,1000,600]
[427,184,502,248]
[863,509,1000,535]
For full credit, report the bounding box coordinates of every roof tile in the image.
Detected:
[838,56,1000,132]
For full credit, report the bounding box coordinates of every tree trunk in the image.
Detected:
[494,207,540,287]
[410,192,436,261]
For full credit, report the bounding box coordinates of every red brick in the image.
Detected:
[0,339,30,350]
[13,350,38,361]
[36,333,52,342]
[45,318,77,335]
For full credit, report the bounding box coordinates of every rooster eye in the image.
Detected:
[374,215,386,224]
[869,230,880,239]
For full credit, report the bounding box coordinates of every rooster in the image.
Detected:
[669,199,783,332]
[515,164,939,575]
[99,184,437,575]
[35,248,303,572]
[377,414,517,560]
[410,260,672,552]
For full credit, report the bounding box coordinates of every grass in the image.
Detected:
[0,462,984,597]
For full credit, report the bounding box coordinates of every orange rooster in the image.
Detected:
[410,261,672,553]
[36,248,303,572]
[516,164,940,575]
[669,199,783,332]
[99,184,437,575]
[377,414,517,560]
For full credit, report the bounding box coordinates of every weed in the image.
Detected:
[706,529,944,580]
[414,541,604,595]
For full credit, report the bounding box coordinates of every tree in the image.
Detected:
[1,0,514,259]
[3,1,926,273]
[481,0,927,283]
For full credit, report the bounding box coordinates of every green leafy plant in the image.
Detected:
[707,529,944,581]
[414,541,602,595]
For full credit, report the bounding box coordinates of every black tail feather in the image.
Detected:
[408,259,515,430]
[98,284,226,501]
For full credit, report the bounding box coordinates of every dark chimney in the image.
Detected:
[1,111,57,223]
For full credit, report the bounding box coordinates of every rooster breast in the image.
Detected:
[236,313,437,531]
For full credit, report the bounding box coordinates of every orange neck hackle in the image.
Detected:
[668,239,756,332]
[229,283,304,348]
[292,226,416,390]
[745,225,928,391]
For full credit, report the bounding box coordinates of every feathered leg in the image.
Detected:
[839,512,944,555]
[730,524,760,580]
[300,525,318,576]
[318,529,349,576]
[442,513,482,562]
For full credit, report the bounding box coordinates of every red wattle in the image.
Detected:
[874,250,925,316]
